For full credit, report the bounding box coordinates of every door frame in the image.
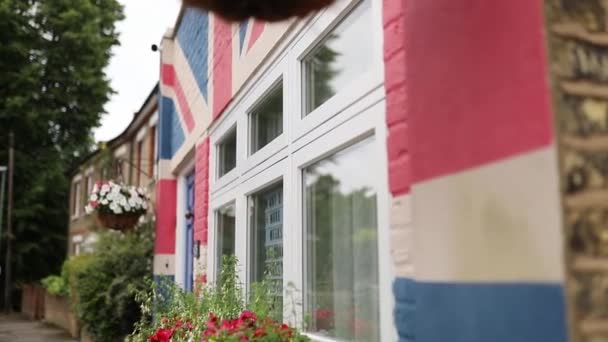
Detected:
[175,160,195,290]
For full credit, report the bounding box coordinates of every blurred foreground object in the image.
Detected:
[182,0,335,21]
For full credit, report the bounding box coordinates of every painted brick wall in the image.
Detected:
[382,0,414,340]
[176,9,210,100]
[194,138,210,246]
[385,0,566,341]
[212,17,233,120]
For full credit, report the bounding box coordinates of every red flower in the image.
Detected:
[253,327,266,337]
[239,311,256,322]
[206,313,219,330]
[175,319,184,329]
[149,328,174,342]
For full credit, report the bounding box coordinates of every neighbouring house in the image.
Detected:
[150,0,608,341]
[68,86,159,256]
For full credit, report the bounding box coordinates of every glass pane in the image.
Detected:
[303,0,373,115]
[218,128,237,177]
[304,137,379,341]
[250,83,283,154]
[249,183,283,312]
[216,204,236,278]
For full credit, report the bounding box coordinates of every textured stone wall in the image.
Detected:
[546,0,608,340]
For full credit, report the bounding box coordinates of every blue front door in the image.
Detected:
[185,172,195,292]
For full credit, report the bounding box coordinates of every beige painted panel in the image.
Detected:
[154,253,176,275]
[413,146,565,282]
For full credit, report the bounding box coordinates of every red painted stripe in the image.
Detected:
[213,16,233,121]
[161,63,195,133]
[247,20,265,52]
[405,0,552,183]
[155,179,177,254]
[194,138,210,246]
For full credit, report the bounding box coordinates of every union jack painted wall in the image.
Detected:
[153,0,570,341]
[154,7,292,285]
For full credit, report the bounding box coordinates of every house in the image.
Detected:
[68,86,159,256]
[151,0,582,341]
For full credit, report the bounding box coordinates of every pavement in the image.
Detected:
[0,314,75,342]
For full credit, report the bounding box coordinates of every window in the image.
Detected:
[216,204,236,277]
[149,125,156,178]
[217,127,237,178]
[304,137,379,341]
[302,0,373,115]
[249,183,283,305]
[137,140,144,186]
[72,182,81,217]
[250,82,283,154]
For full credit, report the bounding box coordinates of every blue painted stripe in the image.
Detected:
[239,20,248,55]
[394,278,567,342]
[176,8,209,100]
[159,97,185,160]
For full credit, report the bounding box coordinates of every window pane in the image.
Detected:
[216,204,236,277]
[303,0,373,115]
[250,83,283,154]
[218,128,237,177]
[249,183,283,312]
[304,137,379,341]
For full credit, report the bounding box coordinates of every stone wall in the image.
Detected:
[546,0,608,340]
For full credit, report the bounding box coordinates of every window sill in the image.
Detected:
[302,332,340,342]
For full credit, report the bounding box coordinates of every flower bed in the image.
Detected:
[128,256,308,342]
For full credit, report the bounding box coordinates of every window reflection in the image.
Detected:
[303,0,373,115]
[304,137,379,341]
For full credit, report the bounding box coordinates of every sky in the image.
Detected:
[94,0,181,142]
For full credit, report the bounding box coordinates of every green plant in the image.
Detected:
[41,275,69,297]
[128,255,308,342]
[67,221,154,342]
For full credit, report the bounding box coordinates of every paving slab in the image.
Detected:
[0,314,75,342]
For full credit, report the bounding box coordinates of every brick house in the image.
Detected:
[68,86,159,256]
[147,0,602,341]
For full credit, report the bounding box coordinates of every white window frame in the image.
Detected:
[288,0,384,143]
[242,60,288,174]
[206,0,394,339]
[71,180,82,220]
[175,160,195,290]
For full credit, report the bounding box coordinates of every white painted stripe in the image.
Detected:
[412,146,565,283]
[391,194,414,278]
[154,253,175,275]
[158,160,175,180]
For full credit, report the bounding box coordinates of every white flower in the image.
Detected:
[124,204,131,212]
[119,196,127,206]
[142,202,148,210]
[113,206,123,214]
[101,184,110,193]
[92,184,99,193]
[90,194,98,202]
[85,205,93,214]
[101,199,108,205]
[128,198,137,207]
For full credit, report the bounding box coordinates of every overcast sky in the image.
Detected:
[94,0,181,142]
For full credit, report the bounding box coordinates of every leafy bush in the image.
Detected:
[41,275,69,297]
[128,256,308,342]
[67,221,154,342]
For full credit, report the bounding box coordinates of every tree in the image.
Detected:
[0,0,123,307]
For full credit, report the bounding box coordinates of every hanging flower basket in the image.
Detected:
[85,181,149,232]
[182,0,335,22]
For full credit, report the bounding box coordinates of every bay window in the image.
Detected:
[208,0,390,339]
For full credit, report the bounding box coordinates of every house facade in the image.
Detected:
[69,87,159,256]
[153,0,578,341]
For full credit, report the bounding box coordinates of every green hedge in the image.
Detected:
[66,221,154,342]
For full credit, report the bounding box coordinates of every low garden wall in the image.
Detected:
[21,283,45,320]
[44,292,79,338]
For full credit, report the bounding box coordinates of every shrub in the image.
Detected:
[67,221,154,342]
[128,255,308,342]
[40,275,68,297]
